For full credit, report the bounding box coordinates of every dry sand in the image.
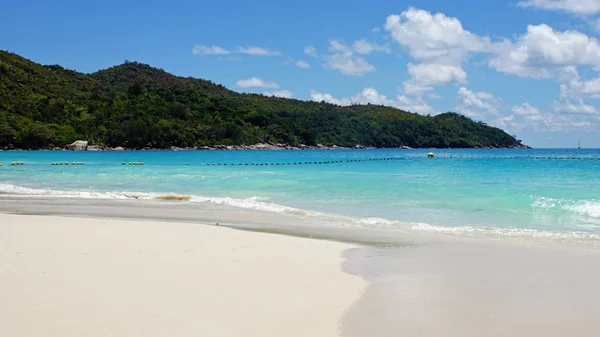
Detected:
[0,214,366,337]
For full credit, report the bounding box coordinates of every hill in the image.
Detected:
[0,51,525,149]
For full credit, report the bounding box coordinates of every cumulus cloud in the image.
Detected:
[309,88,435,114]
[384,8,491,63]
[295,60,310,69]
[235,77,279,89]
[512,102,540,115]
[323,40,376,76]
[527,112,596,131]
[192,45,230,55]
[263,90,293,98]
[456,87,501,118]
[384,8,498,96]
[404,63,467,95]
[394,95,437,115]
[558,66,600,99]
[489,24,600,78]
[517,0,600,15]
[553,98,599,114]
[379,7,600,132]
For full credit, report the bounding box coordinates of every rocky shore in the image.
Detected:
[2,140,530,151]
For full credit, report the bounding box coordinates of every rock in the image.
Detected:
[170,146,181,151]
[87,145,102,151]
[67,140,88,151]
[113,146,125,151]
[52,147,62,151]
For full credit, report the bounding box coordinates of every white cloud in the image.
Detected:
[263,90,293,99]
[324,40,376,76]
[295,60,310,69]
[304,46,318,57]
[492,114,522,131]
[384,8,490,63]
[456,87,501,118]
[517,0,600,15]
[193,45,281,56]
[404,63,467,95]
[352,39,390,55]
[512,102,540,115]
[558,66,600,99]
[237,46,281,56]
[192,45,230,55]
[489,24,600,78]
[384,8,495,96]
[309,87,390,106]
[553,98,599,114]
[309,88,435,114]
[525,112,596,131]
[235,77,279,89]
[394,95,437,115]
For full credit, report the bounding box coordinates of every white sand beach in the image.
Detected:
[0,214,366,337]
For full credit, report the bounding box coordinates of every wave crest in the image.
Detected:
[532,196,600,218]
[1,183,600,241]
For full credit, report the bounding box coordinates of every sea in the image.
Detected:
[1,149,599,242]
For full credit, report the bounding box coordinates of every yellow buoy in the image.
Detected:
[428,152,435,158]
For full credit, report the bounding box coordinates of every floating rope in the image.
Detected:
[0,156,598,168]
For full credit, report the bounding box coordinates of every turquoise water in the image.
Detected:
[1,149,599,238]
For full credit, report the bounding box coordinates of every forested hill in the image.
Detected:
[0,51,525,149]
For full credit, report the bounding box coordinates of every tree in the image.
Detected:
[0,124,17,147]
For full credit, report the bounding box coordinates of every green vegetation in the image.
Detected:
[0,51,524,149]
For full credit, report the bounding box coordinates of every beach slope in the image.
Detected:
[0,214,365,337]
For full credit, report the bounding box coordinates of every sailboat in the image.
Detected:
[578,140,581,149]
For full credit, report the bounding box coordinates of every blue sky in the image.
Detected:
[3,0,600,148]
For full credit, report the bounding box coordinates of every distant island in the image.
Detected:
[0,51,526,150]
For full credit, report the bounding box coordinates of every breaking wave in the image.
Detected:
[1,183,600,241]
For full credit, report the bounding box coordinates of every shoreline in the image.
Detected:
[0,195,598,250]
[1,143,532,151]
[2,198,600,336]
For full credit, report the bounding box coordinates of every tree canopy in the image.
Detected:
[0,51,524,149]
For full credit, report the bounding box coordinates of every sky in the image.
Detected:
[2,0,600,148]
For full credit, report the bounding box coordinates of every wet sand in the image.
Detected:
[343,242,600,337]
